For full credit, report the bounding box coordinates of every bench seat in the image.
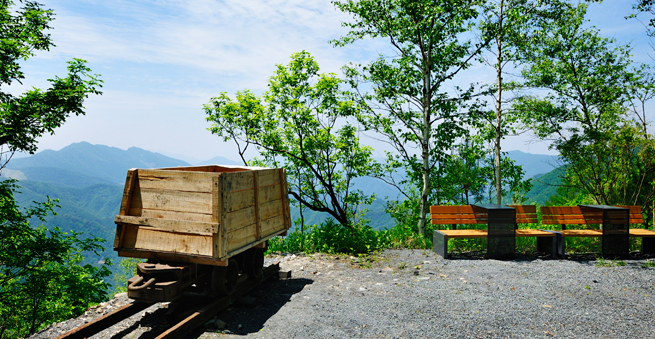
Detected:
[433,228,559,259]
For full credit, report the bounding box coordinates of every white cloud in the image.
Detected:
[18,0,654,160]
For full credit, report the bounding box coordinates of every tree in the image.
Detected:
[332,0,491,236]
[478,0,561,204]
[205,51,378,228]
[630,0,655,36]
[515,3,655,221]
[0,1,106,337]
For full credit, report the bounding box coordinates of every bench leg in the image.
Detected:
[433,230,448,259]
[536,237,556,258]
[642,237,655,255]
[538,230,564,258]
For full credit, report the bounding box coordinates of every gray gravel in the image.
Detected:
[200,250,655,339]
[31,250,655,338]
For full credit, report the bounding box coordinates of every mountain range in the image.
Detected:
[1,142,563,277]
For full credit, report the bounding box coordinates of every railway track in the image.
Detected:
[55,263,281,339]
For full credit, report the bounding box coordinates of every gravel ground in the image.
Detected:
[31,250,655,339]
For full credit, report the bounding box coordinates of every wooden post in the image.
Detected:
[212,175,222,259]
[278,169,291,230]
[253,171,261,241]
[115,169,137,249]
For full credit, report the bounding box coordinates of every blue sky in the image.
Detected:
[10,0,654,163]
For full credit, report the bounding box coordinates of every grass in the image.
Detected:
[642,260,655,268]
[595,258,626,267]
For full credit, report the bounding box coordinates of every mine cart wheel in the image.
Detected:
[212,259,239,296]
[245,248,264,282]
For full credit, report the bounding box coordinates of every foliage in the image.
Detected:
[514,3,655,224]
[205,51,378,227]
[112,258,141,294]
[630,0,655,36]
[267,218,390,254]
[0,180,111,338]
[0,1,105,337]
[332,0,492,236]
[477,0,560,204]
[0,1,102,166]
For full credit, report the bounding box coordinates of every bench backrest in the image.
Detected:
[508,205,538,224]
[540,206,596,225]
[542,205,643,225]
[430,205,488,225]
[618,205,645,225]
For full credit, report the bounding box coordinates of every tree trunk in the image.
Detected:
[494,0,505,205]
[418,69,432,236]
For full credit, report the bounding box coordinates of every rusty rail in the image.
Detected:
[55,263,280,339]
[54,301,151,339]
[156,262,280,338]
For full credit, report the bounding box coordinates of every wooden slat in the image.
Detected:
[224,189,255,212]
[516,218,538,224]
[224,206,256,232]
[114,215,218,235]
[430,205,486,214]
[224,171,255,192]
[558,229,603,237]
[617,205,646,224]
[139,188,212,214]
[227,225,258,250]
[134,209,213,223]
[261,214,285,236]
[137,169,214,193]
[515,229,556,237]
[438,229,488,239]
[120,225,213,256]
[629,229,655,237]
[259,184,282,203]
[509,205,538,224]
[540,206,583,215]
[508,205,537,214]
[541,215,601,225]
[430,205,488,225]
[258,169,280,187]
[259,199,283,220]
[117,249,227,266]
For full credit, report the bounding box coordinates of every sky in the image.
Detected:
[8,0,655,163]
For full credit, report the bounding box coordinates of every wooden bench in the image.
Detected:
[508,205,538,229]
[540,205,655,258]
[621,205,655,255]
[431,205,558,259]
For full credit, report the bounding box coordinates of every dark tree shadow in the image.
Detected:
[189,277,314,337]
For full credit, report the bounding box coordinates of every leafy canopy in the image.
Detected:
[205,51,379,227]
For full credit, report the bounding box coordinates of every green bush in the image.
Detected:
[268,219,390,254]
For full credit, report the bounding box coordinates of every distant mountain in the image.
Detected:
[6,142,190,185]
[505,150,560,179]
[523,165,566,204]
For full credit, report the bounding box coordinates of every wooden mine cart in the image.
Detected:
[113,165,291,302]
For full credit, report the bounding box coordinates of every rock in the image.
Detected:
[216,319,227,329]
[114,292,128,299]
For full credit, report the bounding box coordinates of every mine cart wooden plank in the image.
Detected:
[114,165,291,266]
